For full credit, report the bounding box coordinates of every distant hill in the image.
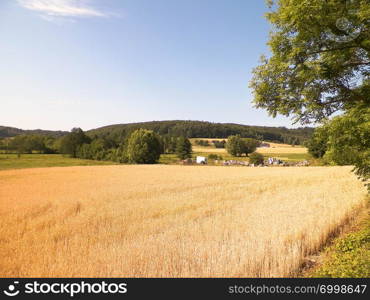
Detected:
[1,121,314,145]
[87,120,314,145]
[0,126,68,138]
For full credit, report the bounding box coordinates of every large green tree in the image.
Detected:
[60,128,91,158]
[307,125,329,159]
[324,106,370,188]
[226,135,245,156]
[250,0,369,123]
[126,129,162,164]
[226,135,259,157]
[243,138,260,155]
[251,0,369,188]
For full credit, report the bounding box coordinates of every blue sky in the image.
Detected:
[1,0,295,131]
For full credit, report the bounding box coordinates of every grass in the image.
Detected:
[158,153,179,164]
[0,154,117,170]
[191,146,227,153]
[0,165,367,277]
[0,148,309,172]
[307,199,370,278]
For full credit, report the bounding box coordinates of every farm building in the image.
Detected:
[196,156,207,164]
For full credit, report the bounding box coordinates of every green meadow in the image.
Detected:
[0,154,117,171]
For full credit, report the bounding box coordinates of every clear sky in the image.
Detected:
[1,0,295,131]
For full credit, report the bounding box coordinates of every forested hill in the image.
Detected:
[88,120,314,145]
[0,126,68,138]
[1,121,314,145]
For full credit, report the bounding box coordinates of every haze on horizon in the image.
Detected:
[1,0,299,132]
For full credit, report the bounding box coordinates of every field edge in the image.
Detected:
[300,196,370,278]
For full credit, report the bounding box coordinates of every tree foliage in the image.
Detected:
[324,106,370,189]
[176,137,192,160]
[60,128,91,158]
[87,120,313,145]
[0,126,67,138]
[226,135,259,157]
[307,125,329,158]
[243,138,261,155]
[250,0,370,124]
[162,135,178,154]
[251,0,370,189]
[213,140,226,148]
[126,129,162,164]
[249,152,265,165]
[194,139,210,147]
[8,135,55,154]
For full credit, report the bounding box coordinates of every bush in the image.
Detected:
[248,152,264,165]
[312,218,370,278]
[126,129,162,164]
[195,140,210,147]
[208,154,223,160]
[213,140,226,148]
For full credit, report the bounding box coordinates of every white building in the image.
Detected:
[196,156,207,164]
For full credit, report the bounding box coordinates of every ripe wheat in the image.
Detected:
[0,165,366,277]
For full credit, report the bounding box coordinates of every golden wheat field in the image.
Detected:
[192,146,307,154]
[192,146,227,153]
[192,141,307,154]
[256,146,307,154]
[0,165,367,277]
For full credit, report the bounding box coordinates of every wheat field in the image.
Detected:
[0,165,367,277]
[191,139,308,155]
[192,145,307,155]
[256,146,307,154]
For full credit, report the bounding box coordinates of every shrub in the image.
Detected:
[208,154,223,160]
[195,140,210,147]
[213,140,226,148]
[312,218,370,278]
[249,152,264,165]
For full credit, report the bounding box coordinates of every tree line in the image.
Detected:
[0,135,57,154]
[0,128,193,164]
[1,128,266,165]
[60,128,194,163]
[87,120,313,145]
[194,139,227,148]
